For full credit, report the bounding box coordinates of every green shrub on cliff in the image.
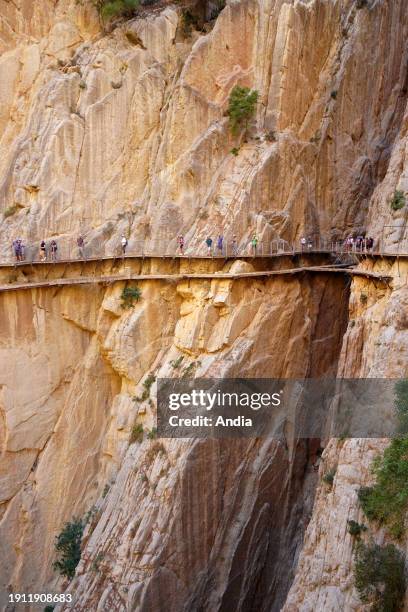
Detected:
[354,541,405,611]
[358,437,408,539]
[395,380,408,435]
[357,382,408,539]
[227,86,259,136]
[390,190,406,211]
[120,285,141,309]
[179,9,200,37]
[129,422,144,444]
[347,519,367,538]
[53,518,84,579]
[95,0,139,21]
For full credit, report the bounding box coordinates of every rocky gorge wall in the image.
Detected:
[282,259,408,611]
[1,0,408,610]
[1,0,408,253]
[0,267,349,610]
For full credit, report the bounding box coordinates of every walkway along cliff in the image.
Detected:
[1,0,408,610]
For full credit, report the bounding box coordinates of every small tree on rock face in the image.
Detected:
[94,0,139,21]
[120,285,142,309]
[354,541,405,611]
[391,190,406,211]
[53,518,84,579]
[227,86,259,136]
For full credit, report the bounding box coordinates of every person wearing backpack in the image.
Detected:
[205,237,213,256]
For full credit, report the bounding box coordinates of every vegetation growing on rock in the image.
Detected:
[358,383,408,539]
[227,86,259,136]
[354,541,405,611]
[395,380,408,435]
[390,190,406,211]
[347,519,367,539]
[179,9,201,37]
[53,518,84,579]
[358,437,408,539]
[94,0,139,21]
[120,285,141,309]
[147,427,157,439]
[129,422,144,444]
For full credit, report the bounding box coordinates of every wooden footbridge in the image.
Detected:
[0,250,402,293]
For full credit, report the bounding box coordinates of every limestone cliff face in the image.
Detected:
[0,268,349,609]
[1,0,408,611]
[1,0,408,255]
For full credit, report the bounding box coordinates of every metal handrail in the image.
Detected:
[5,237,408,266]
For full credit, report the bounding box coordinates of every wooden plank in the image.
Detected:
[0,265,392,293]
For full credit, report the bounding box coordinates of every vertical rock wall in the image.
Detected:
[0,0,408,610]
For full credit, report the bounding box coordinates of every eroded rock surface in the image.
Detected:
[1,0,408,611]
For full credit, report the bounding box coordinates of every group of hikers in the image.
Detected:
[12,236,80,262]
[343,234,375,252]
[39,239,59,261]
[12,233,129,262]
[300,235,375,253]
[177,234,259,256]
[11,232,376,262]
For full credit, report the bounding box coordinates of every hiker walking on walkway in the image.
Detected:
[205,237,213,256]
[251,234,258,256]
[77,235,85,259]
[177,235,185,256]
[231,235,238,256]
[40,240,47,261]
[346,235,354,252]
[50,240,58,262]
[121,234,128,255]
[217,235,223,256]
[300,237,306,251]
[366,237,374,253]
[12,239,21,262]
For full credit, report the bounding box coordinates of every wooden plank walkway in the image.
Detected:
[0,265,392,293]
[1,249,407,269]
